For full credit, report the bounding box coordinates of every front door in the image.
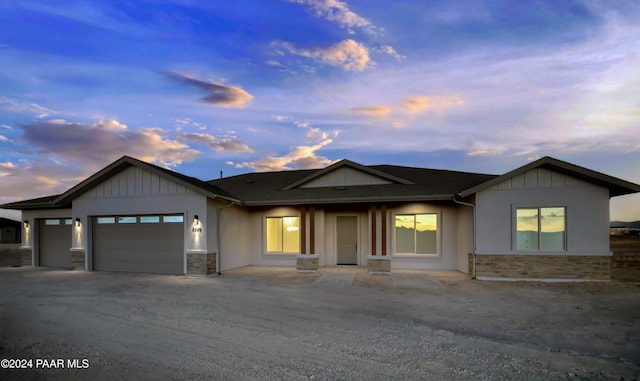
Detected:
[336,216,358,265]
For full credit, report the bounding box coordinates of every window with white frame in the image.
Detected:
[394,214,438,255]
[265,216,300,254]
[516,207,566,251]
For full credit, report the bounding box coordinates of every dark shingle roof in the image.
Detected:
[0,195,66,210]
[208,163,497,205]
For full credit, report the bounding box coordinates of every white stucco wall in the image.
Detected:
[456,204,474,273]
[475,167,610,255]
[387,203,460,270]
[21,209,73,264]
[218,204,252,271]
[248,206,300,267]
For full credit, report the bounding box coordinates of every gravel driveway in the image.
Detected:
[1,266,639,380]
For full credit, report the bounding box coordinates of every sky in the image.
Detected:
[1,0,639,221]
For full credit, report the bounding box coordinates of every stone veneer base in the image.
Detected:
[19,247,33,266]
[187,252,217,276]
[296,254,319,272]
[367,256,391,274]
[70,249,86,270]
[474,254,610,280]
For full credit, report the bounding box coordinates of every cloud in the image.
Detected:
[229,116,338,171]
[349,106,392,118]
[232,138,335,172]
[164,72,253,108]
[272,39,374,72]
[179,132,254,153]
[0,135,9,142]
[0,97,59,118]
[265,60,284,67]
[289,0,378,35]
[404,95,464,115]
[18,119,199,169]
[467,149,503,157]
[271,114,291,121]
[376,45,406,60]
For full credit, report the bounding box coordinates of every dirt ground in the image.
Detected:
[0,266,639,381]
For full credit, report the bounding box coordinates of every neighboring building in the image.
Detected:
[0,217,21,243]
[2,156,639,280]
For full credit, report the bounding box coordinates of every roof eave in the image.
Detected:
[244,194,455,206]
[459,156,640,198]
[281,159,414,190]
[53,156,241,205]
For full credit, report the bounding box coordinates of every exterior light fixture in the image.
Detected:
[194,215,199,225]
[24,220,29,228]
[76,218,81,227]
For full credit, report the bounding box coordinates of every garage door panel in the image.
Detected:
[39,219,72,267]
[93,216,184,274]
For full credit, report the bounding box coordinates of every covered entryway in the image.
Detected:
[39,218,72,267]
[92,215,184,274]
[336,216,358,265]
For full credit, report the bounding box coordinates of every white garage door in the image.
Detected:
[93,215,184,274]
[39,218,72,267]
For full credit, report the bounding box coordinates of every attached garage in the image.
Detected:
[92,214,184,274]
[39,218,72,267]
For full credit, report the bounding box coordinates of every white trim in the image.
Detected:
[186,250,209,254]
[297,254,320,259]
[69,248,85,252]
[366,255,391,260]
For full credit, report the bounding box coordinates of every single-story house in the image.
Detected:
[2,155,639,280]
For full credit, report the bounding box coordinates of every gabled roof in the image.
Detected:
[1,156,240,210]
[459,156,640,198]
[281,159,414,190]
[209,163,497,206]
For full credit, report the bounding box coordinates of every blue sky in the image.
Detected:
[1,0,639,221]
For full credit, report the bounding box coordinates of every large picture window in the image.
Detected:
[394,214,437,255]
[266,216,300,254]
[516,207,566,251]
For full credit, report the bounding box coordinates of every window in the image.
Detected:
[117,216,137,224]
[64,219,73,225]
[516,207,566,251]
[97,217,115,224]
[163,215,184,223]
[265,216,300,253]
[140,216,160,224]
[395,214,437,255]
[44,219,60,225]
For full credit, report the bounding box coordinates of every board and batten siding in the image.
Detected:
[475,167,610,256]
[72,166,212,271]
[81,166,192,199]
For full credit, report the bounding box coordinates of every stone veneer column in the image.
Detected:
[186,252,217,276]
[19,247,33,266]
[70,249,86,270]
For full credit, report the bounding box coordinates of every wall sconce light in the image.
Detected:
[76,218,81,227]
[194,215,199,225]
[24,220,29,228]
